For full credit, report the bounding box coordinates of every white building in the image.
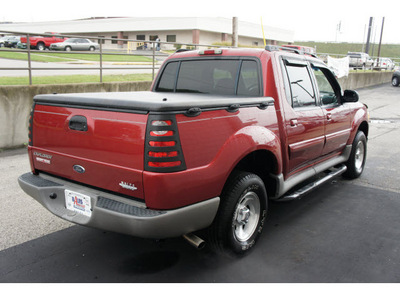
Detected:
[0,17,295,50]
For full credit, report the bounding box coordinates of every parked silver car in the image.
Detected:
[49,38,100,51]
[0,36,19,48]
[347,52,374,69]
[374,57,395,70]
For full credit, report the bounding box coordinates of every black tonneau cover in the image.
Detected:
[34,91,274,113]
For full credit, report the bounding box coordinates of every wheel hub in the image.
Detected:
[233,191,261,242]
[355,140,365,172]
[236,206,251,226]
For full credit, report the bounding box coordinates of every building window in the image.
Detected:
[111,36,118,44]
[98,36,105,44]
[122,36,128,44]
[149,35,158,41]
[137,35,145,41]
[252,41,259,46]
[167,35,176,43]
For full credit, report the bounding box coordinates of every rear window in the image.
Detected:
[348,53,361,58]
[155,59,261,96]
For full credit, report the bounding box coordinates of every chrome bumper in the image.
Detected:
[18,172,219,239]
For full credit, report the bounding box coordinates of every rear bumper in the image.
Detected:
[18,172,220,239]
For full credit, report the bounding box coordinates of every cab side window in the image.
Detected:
[285,64,316,108]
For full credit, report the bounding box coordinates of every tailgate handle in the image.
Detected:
[69,115,88,132]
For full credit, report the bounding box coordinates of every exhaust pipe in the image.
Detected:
[183,233,205,250]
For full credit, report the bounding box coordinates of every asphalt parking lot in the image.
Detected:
[0,83,399,283]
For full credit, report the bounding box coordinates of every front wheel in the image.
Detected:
[392,76,399,87]
[208,171,267,256]
[343,131,367,179]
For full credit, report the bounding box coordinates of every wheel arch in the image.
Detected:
[223,149,280,202]
[358,120,369,138]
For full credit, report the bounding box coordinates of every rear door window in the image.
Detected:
[285,64,316,108]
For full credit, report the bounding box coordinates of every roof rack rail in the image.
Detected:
[265,45,318,58]
[175,49,192,53]
[265,45,302,54]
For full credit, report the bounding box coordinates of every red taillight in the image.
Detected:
[145,115,186,173]
[148,151,178,158]
[149,141,176,147]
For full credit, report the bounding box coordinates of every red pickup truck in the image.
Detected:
[18,47,369,256]
[20,33,66,50]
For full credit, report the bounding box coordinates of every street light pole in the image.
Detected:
[377,17,385,67]
[232,17,238,48]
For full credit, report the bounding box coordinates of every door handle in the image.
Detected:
[69,115,88,132]
[326,113,332,121]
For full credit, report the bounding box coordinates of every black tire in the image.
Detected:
[343,131,367,179]
[65,46,72,51]
[89,46,95,51]
[392,76,399,87]
[207,171,267,256]
[36,42,45,51]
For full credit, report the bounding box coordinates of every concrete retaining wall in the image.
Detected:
[0,72,393,149]
[0,81,152,149]
[337,71,393,90]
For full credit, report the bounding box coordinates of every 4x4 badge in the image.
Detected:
[119,181,138,191]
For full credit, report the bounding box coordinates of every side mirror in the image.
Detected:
[342,90,359,103]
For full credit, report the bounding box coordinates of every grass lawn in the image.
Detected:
[0,49,154,63]
[0,73,153,85]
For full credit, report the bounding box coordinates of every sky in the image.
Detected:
[1,0,399,44]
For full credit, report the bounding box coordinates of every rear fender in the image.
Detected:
[143,126,282,210]
[219,126,283,176]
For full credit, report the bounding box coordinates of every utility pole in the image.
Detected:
[232,17,238,47]
[377,17,385,66]
[365,17,373,54]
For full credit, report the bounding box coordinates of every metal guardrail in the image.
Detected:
[0,30,222,85]
[0,30,398,85]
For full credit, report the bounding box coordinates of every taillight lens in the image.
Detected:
[150,130,174,136]
[149,151,178,158]
[149,141,176,147]
[198,49,223,55]
[144,115,186,173]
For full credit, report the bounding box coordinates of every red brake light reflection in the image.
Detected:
[148,161,182,168]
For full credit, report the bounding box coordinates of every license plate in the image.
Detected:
[65,190,92,217]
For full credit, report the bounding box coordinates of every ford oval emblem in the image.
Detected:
[73,165,85,174]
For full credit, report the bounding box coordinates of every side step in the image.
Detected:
[278,165,347,201]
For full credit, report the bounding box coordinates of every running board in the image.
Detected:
[278,165,347,201]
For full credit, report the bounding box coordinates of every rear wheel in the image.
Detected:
[344,131,367,179]
[208,171,267,256]
[36,42,45,51]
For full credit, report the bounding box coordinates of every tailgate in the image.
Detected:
[31,103,147,200]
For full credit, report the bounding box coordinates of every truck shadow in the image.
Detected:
[2,179,400,282]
